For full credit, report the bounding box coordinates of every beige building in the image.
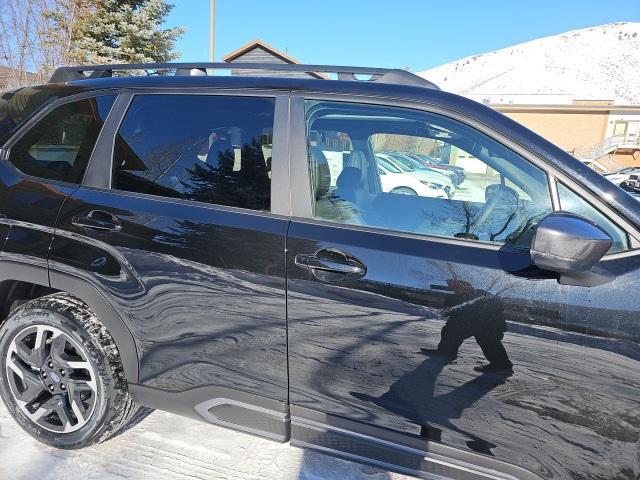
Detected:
[496,101,640,171]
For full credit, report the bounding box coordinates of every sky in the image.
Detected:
[166,0,640,72]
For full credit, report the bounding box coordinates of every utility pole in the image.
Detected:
[209,0,215,62]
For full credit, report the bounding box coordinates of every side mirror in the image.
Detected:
[531,212,613,286]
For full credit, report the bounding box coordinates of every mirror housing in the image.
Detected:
[531,212,613,285]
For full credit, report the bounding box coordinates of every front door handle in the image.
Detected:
[72,210,122,232]
[295,249,366,278]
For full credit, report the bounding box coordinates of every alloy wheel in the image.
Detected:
[4,325,98,433]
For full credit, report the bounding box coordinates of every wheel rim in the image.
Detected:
[5,325,98,433]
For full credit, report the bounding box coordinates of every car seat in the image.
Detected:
[309,147,363,224]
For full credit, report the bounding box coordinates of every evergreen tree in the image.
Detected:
[71,0,185,64]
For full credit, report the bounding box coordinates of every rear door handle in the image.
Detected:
[72,210,122,233]
[295,249,366,278]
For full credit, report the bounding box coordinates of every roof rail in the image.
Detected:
[48,62,439,90]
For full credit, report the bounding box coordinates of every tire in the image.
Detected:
[390,186,418,196]
[0,293,141,449]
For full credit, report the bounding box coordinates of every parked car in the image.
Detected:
[381,150,462,188]
[620,173,640,194]
[376,152,456,198]
[0,62,639,480]
[604,166,640,185]
[376,155,448,198]
[405,151,466,186]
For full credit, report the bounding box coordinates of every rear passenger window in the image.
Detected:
[7,95,116,183]
[113,95,275,212]
[306,101,553,247]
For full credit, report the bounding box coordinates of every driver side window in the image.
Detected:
[306,101,553,247]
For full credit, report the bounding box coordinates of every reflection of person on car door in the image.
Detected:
[350,278,514,453]
[423,279,513,373]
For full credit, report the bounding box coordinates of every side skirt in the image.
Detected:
[128,385,541,480]
[129,383,290,442]
[290,406,543,480]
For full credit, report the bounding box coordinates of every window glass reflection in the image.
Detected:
[113,95,275,212]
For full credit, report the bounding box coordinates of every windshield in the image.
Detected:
[382,155,413,172]
[417,152,445,165]
[376,155,402,173]
[387,153,424,171]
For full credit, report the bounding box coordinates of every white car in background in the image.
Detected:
[376,153,456,198]
[377,156,448,198]
[605,167,640,185]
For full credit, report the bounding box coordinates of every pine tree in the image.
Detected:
[72,0,185,64]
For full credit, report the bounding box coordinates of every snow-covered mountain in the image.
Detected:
[417,23,640,104]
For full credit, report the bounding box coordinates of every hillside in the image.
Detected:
[417,23,640,104]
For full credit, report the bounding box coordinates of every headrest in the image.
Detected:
[345,149,368,170]
[309,147,331,199]
[336,166,363,189]
[207,135,234,170]
[485,184,519,204]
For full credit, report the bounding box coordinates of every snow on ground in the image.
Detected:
[0,402,413,480]
[418,22,640,104]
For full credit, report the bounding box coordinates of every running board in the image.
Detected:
[290,406,543,480]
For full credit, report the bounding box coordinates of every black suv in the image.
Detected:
[0,63,638,480]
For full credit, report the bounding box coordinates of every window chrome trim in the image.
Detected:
[290,91,640,247]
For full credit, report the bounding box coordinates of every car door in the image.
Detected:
[0,91,116,284]
[286,95,640,479]
[50,91,292,437]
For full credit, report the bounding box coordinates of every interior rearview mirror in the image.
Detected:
[530,212,613,286]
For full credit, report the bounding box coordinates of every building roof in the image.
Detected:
[0,66,38,90]
[223,39,303,64]
[222,39,326,79]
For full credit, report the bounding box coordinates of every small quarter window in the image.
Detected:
[7,95,116,183]
[557,182,629,253]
